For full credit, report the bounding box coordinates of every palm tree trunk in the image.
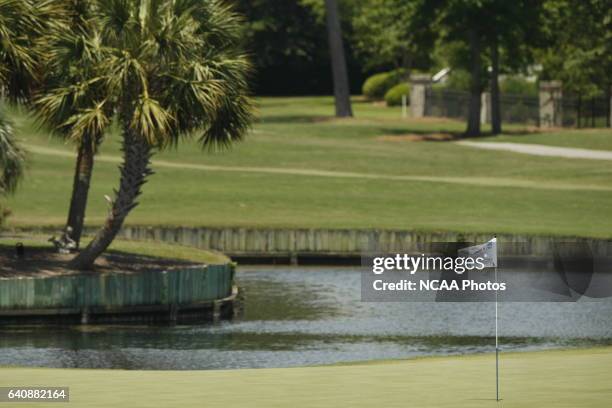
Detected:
[490,38,502,135]
[324,0,353,118]
[465,29,482,137]
[69,130,153,270]
[65,134,95,247]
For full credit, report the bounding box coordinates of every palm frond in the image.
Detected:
[61,100,110,147]
[130,95,172,147]
[0,108,26,194]
[0,0,68,101]
[199,93,254,150]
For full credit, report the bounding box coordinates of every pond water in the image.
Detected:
[1,266,611,370]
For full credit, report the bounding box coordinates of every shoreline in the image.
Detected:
[2,344,611,371]
[6,226,612,266]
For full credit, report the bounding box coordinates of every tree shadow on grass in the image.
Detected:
[259,114,374,124]
[258,115,327,124]
[378,126,545,142]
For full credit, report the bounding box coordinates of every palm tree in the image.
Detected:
[0,0,63,211]
[38,0,253,270]
[37,0,110,247]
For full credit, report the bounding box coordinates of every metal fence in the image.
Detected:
[425,89,470,120]
[424,89,539,125]
[424,88,610,128]
[499,93,539,125]
[562,93,611,128]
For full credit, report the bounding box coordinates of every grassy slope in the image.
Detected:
[1,347,611,407]
[0,236,229,264]
[4,97,612,237]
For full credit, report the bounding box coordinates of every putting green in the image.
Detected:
[1,347,611,407]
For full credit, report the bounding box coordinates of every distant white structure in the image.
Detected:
[432,67,451,83]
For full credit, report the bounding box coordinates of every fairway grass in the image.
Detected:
[4,97,612,238]
[1,347,611,407]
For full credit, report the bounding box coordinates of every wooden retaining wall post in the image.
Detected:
[1,264,235,323]
[114,226,612,259]
[169,304,178,322]
[80,307,89,324]
[290,252,298,266]
[212,301,222,323]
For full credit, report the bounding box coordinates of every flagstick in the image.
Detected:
[494,233,500,402]
[460,236,500,401]
[495,263,499,402]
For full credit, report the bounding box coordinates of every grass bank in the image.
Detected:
[4,97,612,238]
[1,347,611,407]
[0,236,229,266]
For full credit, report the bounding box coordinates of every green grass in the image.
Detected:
[1,347,611,407]
[0,236,229,264]
[3,96,612,238]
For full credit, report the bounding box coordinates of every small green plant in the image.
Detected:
[384,83,410,106]
[500,76,538,96]
[432,69,471,91]
[362,70,405,100]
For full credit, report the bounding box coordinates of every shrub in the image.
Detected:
[500,76,538,96]
[433,71,538,97]
[362,70,405,100]
[384,83,410,106]
[432,69,471,92]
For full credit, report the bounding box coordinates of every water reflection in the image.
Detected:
[0,266,611,370]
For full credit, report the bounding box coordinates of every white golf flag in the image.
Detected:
[458,237,497,268]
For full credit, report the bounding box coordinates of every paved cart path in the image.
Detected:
[28,145,612,193]
[457,141,612,161]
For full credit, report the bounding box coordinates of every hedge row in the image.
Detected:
[362,69,406,100]
[384,83,410,106]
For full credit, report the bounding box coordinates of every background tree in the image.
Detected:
[481,1,544,134]
[414,0,488,136]
[0,0,63,223]
[416,0,544,136]
[37,0,110,246]
[324,0,353,117]
[38,0,254,270]
[351,0,436,74]
[235,0,365,95]
[539,0,611,99]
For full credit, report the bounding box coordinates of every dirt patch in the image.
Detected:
[0,247,196,278]
[377,133,459,142]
